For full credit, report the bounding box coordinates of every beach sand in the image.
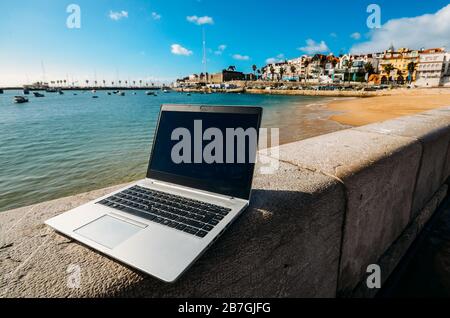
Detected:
[327,88,450,126]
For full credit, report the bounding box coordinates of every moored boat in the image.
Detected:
[33,92,45,97]
[23,89,30,95]
[14,96,29,103]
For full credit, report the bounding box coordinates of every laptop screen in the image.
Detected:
[147,106,262,200]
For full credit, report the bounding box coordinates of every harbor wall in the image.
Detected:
[1,107,450,297]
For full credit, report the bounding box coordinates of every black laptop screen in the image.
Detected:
[147,108,261,200]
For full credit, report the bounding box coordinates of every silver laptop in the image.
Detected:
[46,104,262,282]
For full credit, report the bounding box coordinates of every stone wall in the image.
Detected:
[1,107,450,297]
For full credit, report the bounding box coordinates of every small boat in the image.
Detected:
[73,93,78,96]
[146,91,157,96]
[23,89,30,95]
[107,92,112,95]
[0,89,4,94]
[118,91,125,96]
[33,92,45,97]
[91,89,96,93]
[45,88,57,93]
[92,95,99,99]
[14,96,29,103]
[58,90,64,95]
[163,89,170,93]
[133,92,137,95]
[187,93,191,96]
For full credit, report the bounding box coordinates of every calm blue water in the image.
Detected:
[0,90,345,212]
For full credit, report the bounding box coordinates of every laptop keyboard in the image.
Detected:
[97,185,231,238]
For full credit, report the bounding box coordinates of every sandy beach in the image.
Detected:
[327,88,450,126]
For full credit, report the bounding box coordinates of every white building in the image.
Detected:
[416,48,450,87]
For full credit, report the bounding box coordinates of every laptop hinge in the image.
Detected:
[143,178,241,202]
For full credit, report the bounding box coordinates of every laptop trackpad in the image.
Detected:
[75,215,145,249]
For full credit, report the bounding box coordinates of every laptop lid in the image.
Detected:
[146,105,263,200]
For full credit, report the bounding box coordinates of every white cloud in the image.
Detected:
[186,15,214,25]
[109,10,128,21]
[214,44,227,55]
[151,12,161,20]
[232,54,250,61]
[265,53,285,64]
[298,39,329,54]
[330,32,338,38]
[350,32,361,40]
[171,44,193,56]
[351,4,450,54]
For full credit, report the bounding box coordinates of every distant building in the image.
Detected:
[416,48,450,87]
[210,70,245,83]
[379,47,420,84]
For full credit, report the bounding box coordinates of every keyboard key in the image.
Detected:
[203,224,213,232]
[183,227,198,235]
[176,223,187,231]
[195,230,208,238]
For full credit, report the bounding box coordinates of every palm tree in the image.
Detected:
[364,62,375,82]
[139,80,143,87]
[252,64,257,77]
[303,60,310,83]
[205,72,209,83]
[290,65,297,81]
[407,62,416,83]
[278,66,285,81]
[86,80,89,87]
[383,63,395,83]
[345,58,353,83]
[199,72,205,82]
[257,69,261,80]
[269,65,276,82]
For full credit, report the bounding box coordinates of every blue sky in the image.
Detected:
[1,0,449,85]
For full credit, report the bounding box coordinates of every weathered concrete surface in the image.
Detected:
[351,184,448,298]
[356,111,450,219]
[275,129,423,294]
[0,161,345,298]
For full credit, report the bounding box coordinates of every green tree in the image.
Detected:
[269,65,276,81]
[383,63,395,83]
[407,62,416,83]
[303,60,310,83]
[279,66,285,81]
[252,64,257,76]
[290,65,297,81]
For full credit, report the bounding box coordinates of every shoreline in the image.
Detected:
[325,88,450,126]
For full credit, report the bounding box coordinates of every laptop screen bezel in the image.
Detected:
[146,104,263,200]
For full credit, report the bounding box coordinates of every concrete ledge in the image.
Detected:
[356,107,450,219]
[351,184,448,298]
[0,162,345,297]
[276,129,422,293]
[2,107,450,298]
